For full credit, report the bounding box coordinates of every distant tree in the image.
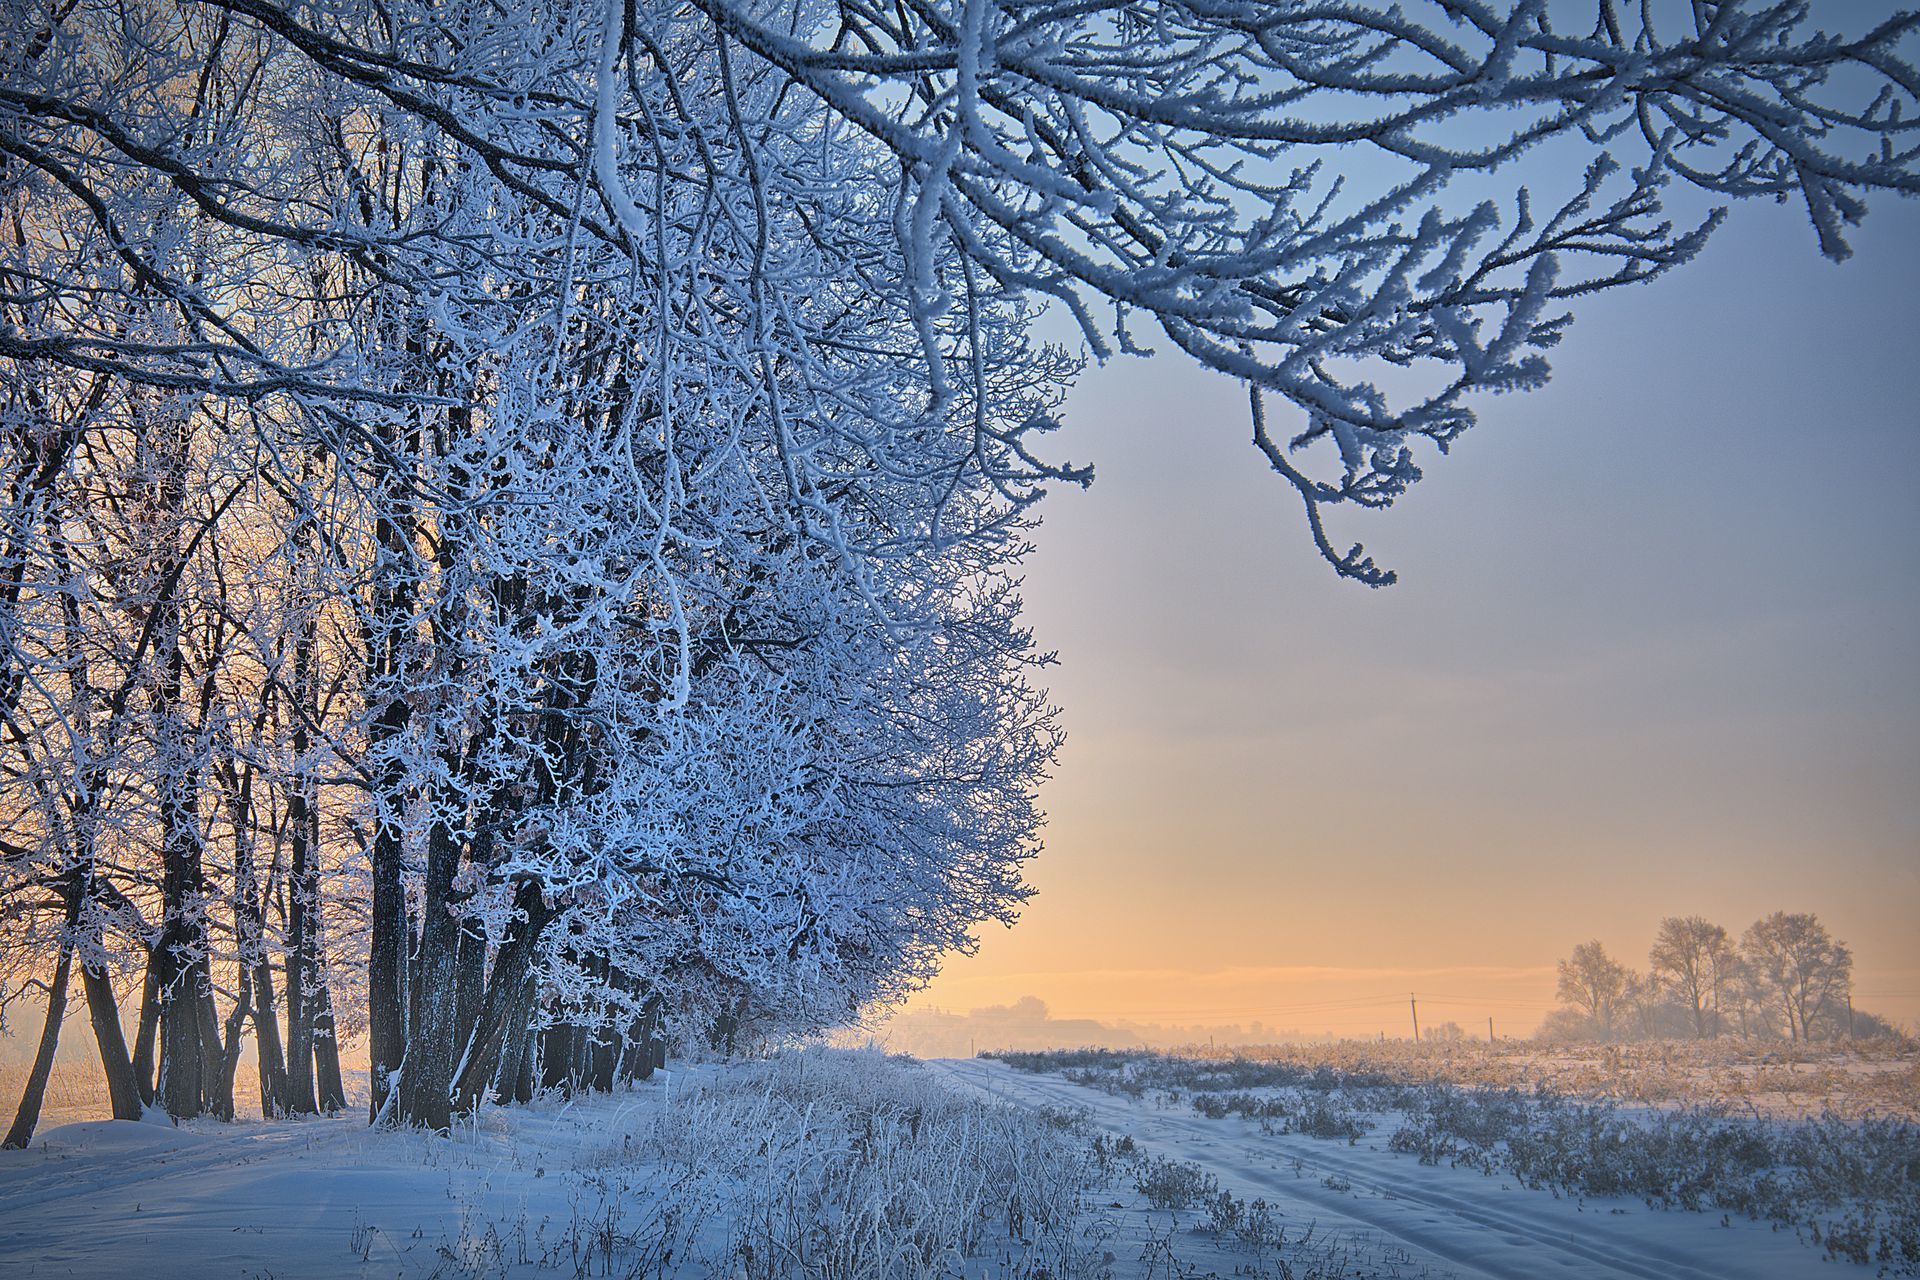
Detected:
[1556,940,1629,1041]
[1718,953,1774,1039]
[1534,1007,1599,1043]
[1619,969,1663,1040]
[1649,916,1736,1038]
[1741,913,1853,1042]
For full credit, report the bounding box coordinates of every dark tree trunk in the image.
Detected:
[583,958,617,1092]
[492,1021,536,1106]
[282,475,322,1117]
[212,967,251,1121]
[154,903,222,1120]
[397,817,462,1129]
[312,974,346,1113]
[130,945,160,1106]
[452,877,549,1114]
[587,1015,618,1093]
[198,979,231,1120]
[227,721,288,1118]
[365,763,407,1124]
[149,382,222,1122]
[283,886,316,1116]
[283,768,319,1114]
[453,918,485,1063]
[154,928,206,1119]
[511,1040,535,1103]
[363,444,417,1124]
[713,1002,742,1057]
[250,950,287,1118]
[4,937,74,1149]
[78,952,141,1121]
[619,992,663,1083]
[539,1024,583,1095]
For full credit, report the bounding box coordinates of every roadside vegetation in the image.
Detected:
[991,1044,1920,1275]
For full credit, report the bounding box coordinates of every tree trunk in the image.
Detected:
[587,1020,618,1093]
[78,953,141,1121]
[250,949,287,1118]
[130,946,160,1106]
[228,725,287,1118]
[282,471,322,1116]
[155,940,204,1118]
[307,973,345,1113]
[283,769,319,1114]
[365,760,408,1124]
[620,992,662,1083]
[364,332,425,1127]
[363,565,413,1123]
[4,937,75,1149]
[397,816,462,1129]
[213,966,251,1121]
[452,877,550,1114]
[151,409,221,1121]
[539,1023,582,1095]
[198,979,230,1119]
[453,918,485,1064]
[154,887,220,1120]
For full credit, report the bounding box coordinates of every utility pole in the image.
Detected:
[1847,994,1855,1040]
[1488,1016,1495,1045]
[1410,993,1420,1043]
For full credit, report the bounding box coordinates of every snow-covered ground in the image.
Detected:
[1,1092,670,1278]
[0,1051,1894,1279]
[0,1053,1104,1279]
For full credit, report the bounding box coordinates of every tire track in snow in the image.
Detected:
[928,1058,1792,1280]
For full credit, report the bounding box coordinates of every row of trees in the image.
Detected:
[0,0,1071,1141]
[1550,913,1871,1043]
[4,1,1916,1139]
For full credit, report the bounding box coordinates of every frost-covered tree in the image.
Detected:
[1741,911,1853,1042]
[1649,915,1735,1038]
[684,0,1920,580]
[1556,939,1628,1040]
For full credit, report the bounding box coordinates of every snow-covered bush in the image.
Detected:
[608,1049,1108,1278]
[1190,1089,1375,1144]
[1132,1153,1219,1211]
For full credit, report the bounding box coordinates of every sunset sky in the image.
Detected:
[903,196,1920,1040]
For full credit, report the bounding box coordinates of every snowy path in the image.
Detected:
[0,1091,673,1278]
[928,1057,1841,1280]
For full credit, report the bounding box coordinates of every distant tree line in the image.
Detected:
[1544,913,1893,1043]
